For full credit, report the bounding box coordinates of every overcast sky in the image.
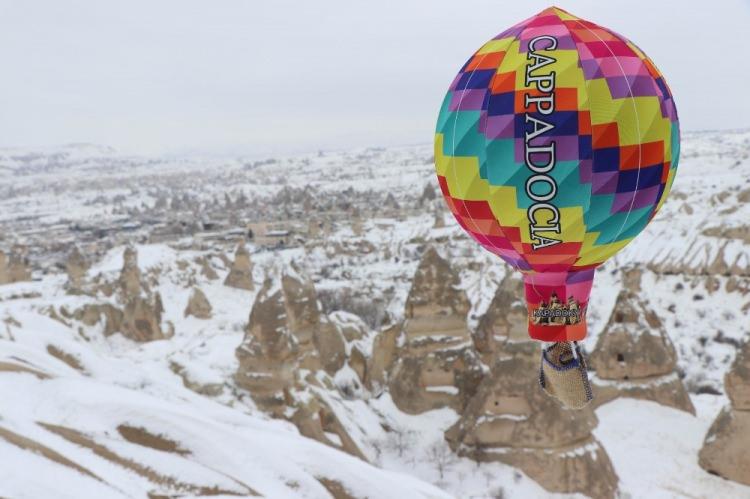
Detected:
[1,1,748,156]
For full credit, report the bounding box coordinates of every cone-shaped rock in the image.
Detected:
[0,250,8,285]
[432,205,445,229]
[184,287,212,319]
[234,272,363,458]
[699,407,750,486]
[314,317,346,375]
[726,338,750,411]
[589,290,695,414]
[621,266,643,293]
[224,242,254,290]
[0,246,32,285]
[65,246,89,293]
[281,263,320,353]
[196,256,219,280]
[121,296,166,342]
[699,339,750,485]
[235,278,298,414]
[73,245,163,342]
[445,342,619,499]
[366,323,399,394]
[403,247,471,353]
[473,273,527,363]
[389,247,483,414]
[119,246,142,299]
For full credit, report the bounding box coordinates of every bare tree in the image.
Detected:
[385,425,415,458]
[370,439,383,466]
[426,441,455,480]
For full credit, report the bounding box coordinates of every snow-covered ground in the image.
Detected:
[2,130,750,498]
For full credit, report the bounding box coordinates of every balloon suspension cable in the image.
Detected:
[570,341,579,360]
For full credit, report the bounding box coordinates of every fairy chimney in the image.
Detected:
[121,295,166,342]
[402,247,471,353]
[588,291,694,414]
[233,267,370,462]
[445,342,619,499]
[0,246,32,285]
[196,256,219,280]
[0,250,7,284]
[235,278,298,414]
[184,287,212,319]
[235,263,348,402]
[473,273,527,363]
[314,318,347,375]
[726,340,750,411]
[699,339,750,485]
[281,264,320,348]
[119,246,141,299]
[432,204,445,229]
[224,242,254,290]
[283,264,350,374]
[114,246,165,342]
[65,246,89,293]
[389,247,483,414]
[621,266,643,293]
[366,323,400,394]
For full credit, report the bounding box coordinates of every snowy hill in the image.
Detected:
[0,297,450,499]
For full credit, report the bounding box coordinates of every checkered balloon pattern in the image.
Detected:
[435,7,679,342]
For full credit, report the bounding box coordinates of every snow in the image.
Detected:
[425,386,460,395]
[0,311,451,499]
[594,397,750,499]
[2,131,750,497]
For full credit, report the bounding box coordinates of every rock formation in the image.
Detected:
[65,246,89,293]
[76,246,165,342]
[402,247,471,354]
[588,290,695,414]
[118,248,165,341]
[280,264,321,366]
[184,287,212,319]
[388,247,483,414]
[621,265,643,293]
[445,342,619,499]
[235,278,298,414]
[328,311,366,342]
[234,266,363,458]
[236,263,350,384]
[71,303,124,336]
[432,205,445,229]
[366,323,399,394]
[119,246,142,299]
[699,339,750,485]
[121,296,168,342]
[473,273,527,363]
[314,318,347,375]
[196,256,218,280]
[290,398,368,461]
[223,242,254,290]
[0,245,32,285]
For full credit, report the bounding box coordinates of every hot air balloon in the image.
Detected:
[434,7,679,406]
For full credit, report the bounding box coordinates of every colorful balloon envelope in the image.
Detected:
[435,7,679,342]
